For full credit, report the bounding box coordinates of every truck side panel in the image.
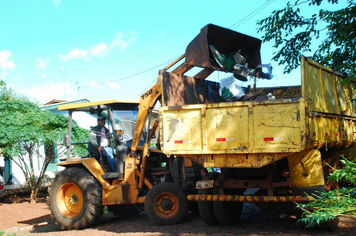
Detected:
[302,56,356,149]
[160,98,306,155]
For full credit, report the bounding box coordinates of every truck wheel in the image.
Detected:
[49,167,103,230]
[145,182,187,225]
[198,172,219,225]
[213,174,243,225]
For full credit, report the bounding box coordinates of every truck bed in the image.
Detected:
[159,57,356,160]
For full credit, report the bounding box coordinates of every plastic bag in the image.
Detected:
[219,75,245,101]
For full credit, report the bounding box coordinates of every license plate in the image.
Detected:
[196,180,214,189]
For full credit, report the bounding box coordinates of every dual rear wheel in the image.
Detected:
[198,173,243,225]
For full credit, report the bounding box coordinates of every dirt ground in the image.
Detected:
[0,192,355,236]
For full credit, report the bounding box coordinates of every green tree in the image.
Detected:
[297,156,356,228]
[257,0,355,82]
[0,98,88,203]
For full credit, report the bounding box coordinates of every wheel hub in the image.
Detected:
[70,194,79,205]
[160,197,173,211]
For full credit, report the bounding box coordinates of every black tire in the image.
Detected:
[49,167,103,230]
[145,182,187,225]
[198,172,219,225]
[107,204,140,217]
[213,174,243,225]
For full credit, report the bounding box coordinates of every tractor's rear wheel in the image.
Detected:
[145,182,187,225]
[49,167,103,230]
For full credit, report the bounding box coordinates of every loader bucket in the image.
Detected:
[185,24,262,70]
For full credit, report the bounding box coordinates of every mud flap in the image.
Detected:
[287,149,325,196]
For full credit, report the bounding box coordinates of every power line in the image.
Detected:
[133,78,157,100]
[80,55,181,89]
[229,0,275,30]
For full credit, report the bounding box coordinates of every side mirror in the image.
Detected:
[63,135,71,147]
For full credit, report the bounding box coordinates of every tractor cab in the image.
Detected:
[58,100,148,174]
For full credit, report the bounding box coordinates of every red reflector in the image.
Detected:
[282,170,290,177]
[200,168,208,176]
[216,138,226,142]
[0,185,3,190]
[174,140,183,144]
[264,137,274,141]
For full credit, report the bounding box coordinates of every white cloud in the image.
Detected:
[51,0,61,7]
[22,81,75,104]
[0,50,15,70]
[110,31,137,50]
[36,58,49,69]
[59,47,88,61]
[156,29,166,37]
[90,42,108,57]
[108,81,121,90]
[59,31,137,61]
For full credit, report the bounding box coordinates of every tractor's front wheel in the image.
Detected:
[49,167,103,230]
[145,182,187,225]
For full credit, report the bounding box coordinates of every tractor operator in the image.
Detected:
[89,116,117,172]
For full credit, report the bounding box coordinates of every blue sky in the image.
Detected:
[0,0,343,105]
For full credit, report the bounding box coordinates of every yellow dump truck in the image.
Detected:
[49,24,355,230]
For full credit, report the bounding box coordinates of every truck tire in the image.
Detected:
[49,167,103,230]
[213,174,243,225]
[145,182,187,225]
[198,172,219,225]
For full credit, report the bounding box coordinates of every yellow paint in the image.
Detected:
[160,99,306,156]
[56,156,83,166]
[103,184,129,205]
[287,149,325,187]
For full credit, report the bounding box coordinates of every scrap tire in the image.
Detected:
[145,182,187,225]
[48,167,103,230]
[213,174,243,225]
[198,172,219,225]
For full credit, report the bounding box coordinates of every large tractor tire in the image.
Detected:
[145,182,187,225]
[198,172,219,225]
[48,167,103,230]
[213,174,243,225]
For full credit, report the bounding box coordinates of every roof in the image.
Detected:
[57,100,139,111]
[42,99,68,106]
[40,99,90,111]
